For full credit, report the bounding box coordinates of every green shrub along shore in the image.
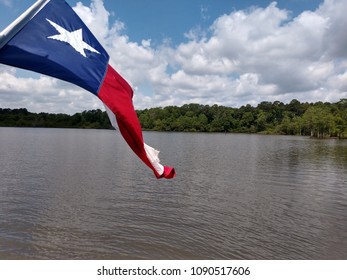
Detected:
[1,99,346,138]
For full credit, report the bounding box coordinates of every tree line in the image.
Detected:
[0,108,112,129]
[1,99,346,138]
[137,99,347,138]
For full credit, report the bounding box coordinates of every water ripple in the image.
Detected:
[1,129,346,259]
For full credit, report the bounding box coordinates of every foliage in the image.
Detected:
[0,108,112,129]
[137,99,346,138]
[1,99,346,138]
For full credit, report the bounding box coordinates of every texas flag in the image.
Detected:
[0,0,175,179]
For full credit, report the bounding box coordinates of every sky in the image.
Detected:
[0,0,346,114]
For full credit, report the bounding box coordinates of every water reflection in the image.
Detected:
[0,128,346,259]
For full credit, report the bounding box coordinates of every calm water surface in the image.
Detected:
[0,127,346,259]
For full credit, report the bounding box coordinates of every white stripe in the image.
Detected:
[104,104,164,176]
[0,0,50,49]
[144,143,165,175]
[104,104,118,130]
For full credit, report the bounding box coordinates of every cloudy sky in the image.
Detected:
[0,0,346,114]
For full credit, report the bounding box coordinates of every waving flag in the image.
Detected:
[0,0,175,179]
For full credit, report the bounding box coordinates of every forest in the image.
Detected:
[1,99,346,138]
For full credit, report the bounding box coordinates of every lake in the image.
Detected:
[0,127,346,259]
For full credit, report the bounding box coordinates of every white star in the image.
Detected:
[46,18,100,57]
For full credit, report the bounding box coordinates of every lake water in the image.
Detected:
[0,127,346,259]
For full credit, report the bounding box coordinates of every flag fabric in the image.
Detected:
[0,0,175,179]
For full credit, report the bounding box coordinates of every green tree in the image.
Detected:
[302,106,335,138]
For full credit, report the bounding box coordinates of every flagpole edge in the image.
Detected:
[0,0,50,49]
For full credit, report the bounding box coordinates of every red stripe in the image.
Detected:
[98,65,175,179]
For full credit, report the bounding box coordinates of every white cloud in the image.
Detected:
[73,0,110,43]
[0,0,11,7]
[0,68,102,113]
[0,0,346,114]
[200,6,210,21]
[153,0,347,108]
[318,0,347,58]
